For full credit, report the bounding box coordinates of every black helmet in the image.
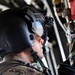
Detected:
[0,6,46,57]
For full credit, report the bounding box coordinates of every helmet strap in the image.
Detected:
[30,49,45,67]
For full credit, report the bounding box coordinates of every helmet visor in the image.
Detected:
[32,21,44,37]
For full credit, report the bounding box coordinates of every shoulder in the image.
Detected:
[0,60,44,75]
[2,65,44,75]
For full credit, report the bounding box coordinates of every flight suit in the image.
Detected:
[2,65,44,75]
[0,56,45,75]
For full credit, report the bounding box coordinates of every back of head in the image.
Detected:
[0,6,46,58]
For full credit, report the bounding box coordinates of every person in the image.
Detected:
[0,6,52,75]
[55,2,67,25]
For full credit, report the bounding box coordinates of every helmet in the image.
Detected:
[0,6,46,57]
